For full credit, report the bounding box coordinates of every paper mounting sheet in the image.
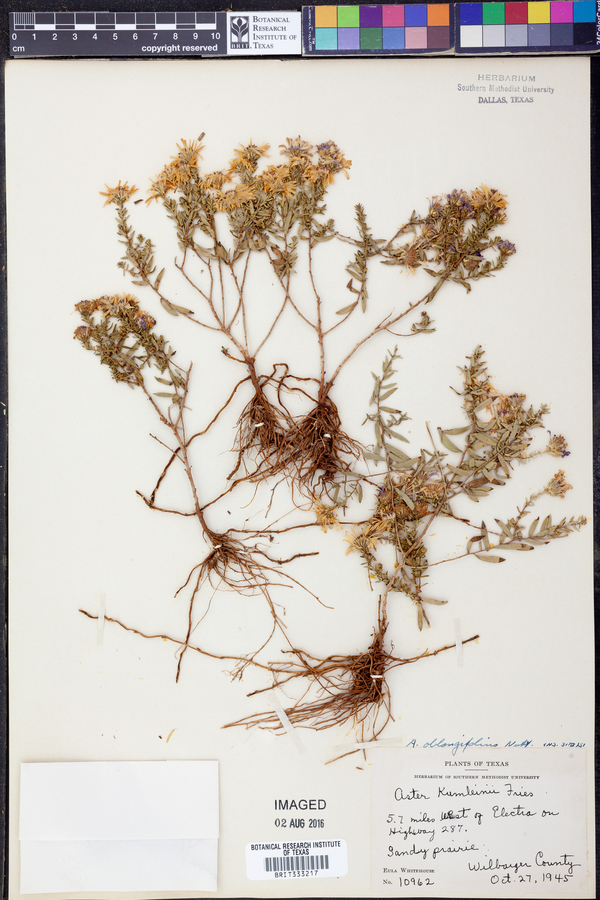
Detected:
[6,56,594,898]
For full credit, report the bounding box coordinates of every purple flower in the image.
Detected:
[498,240,516,255]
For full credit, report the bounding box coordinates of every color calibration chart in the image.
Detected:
[304,4,453,51]
[458,0,598,49]
[302,1,600,53]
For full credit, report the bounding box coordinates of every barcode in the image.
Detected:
[264,854,330,872]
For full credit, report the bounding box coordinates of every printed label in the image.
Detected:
[246,839,348,880]
[227,12,301,55]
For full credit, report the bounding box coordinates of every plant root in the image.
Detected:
[225,598,478,745]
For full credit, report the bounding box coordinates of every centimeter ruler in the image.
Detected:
[9,11,228,56]
[9,11,302,57]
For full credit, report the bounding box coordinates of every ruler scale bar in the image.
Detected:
[13,12,219,27]
[10,10,229,56]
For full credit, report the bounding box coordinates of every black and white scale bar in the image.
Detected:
[9,11,228,56]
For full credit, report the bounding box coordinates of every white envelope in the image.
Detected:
[19,761,219,893]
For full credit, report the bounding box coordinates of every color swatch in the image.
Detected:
[304,4,453,53]
[457,1,597,49]
[302,2,599,53]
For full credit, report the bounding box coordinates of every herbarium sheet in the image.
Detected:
[6,57,594,899]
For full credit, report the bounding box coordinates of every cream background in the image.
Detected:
[5,56,594,898]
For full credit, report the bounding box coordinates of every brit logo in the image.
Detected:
[230,16,250,48]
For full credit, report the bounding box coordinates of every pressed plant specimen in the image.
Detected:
[75,134,584,753]
[222,347,584,746]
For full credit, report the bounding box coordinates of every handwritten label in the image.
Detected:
[372,748,589,897]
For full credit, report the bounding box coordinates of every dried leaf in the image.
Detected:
[476,554,505,563]
[448,465,470,476]
[438,429,460,453]
[160,298,179,316]
[495,519,512,537]
[397,489,415,510]
[336,302,358,315]
[386,430,409,443]
[501,542,534,551]
[498,454,511,477]
[391,456,420,469]
[387,446,410,462]
[444,426,470,435]
[481,520,490,551]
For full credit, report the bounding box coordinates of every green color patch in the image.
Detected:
[360,26,383,49]
[337,5,360,27]
[483,3,506,23]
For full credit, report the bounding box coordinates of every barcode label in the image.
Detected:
[246,839,347,880]
[265,854,329,872]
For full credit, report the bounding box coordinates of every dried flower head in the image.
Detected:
[313,501,342,532]
[497,240,516,255]
[73,325,92,342]
[471,184,508,213]
[547,433,570,458]
[344,525,379,556]
[99,181,137,206]
[171,138,203,167]
[544,470,573,499]
[230,141,270,173]
[136,311,156,330]
[494,392,526,422]
[280,136,313,160]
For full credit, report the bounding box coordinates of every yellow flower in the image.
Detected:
[171,138,203,167]
[277,179,297,200]
[230,141,269,173]
[471,184,508,213]
[100,181,137,206]
[344,525,379,555]
[313,501,341,532]
[234,183,257,202]
[201,170,229,190]
[146,166,178,203]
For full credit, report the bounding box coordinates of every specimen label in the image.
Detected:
[371,748,588,896]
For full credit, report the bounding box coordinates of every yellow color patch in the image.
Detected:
[315,5,338,27]
[528,2,550,22]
